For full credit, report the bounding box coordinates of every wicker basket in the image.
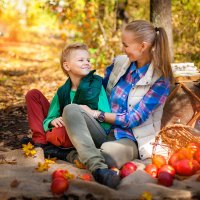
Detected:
[152,124,200,161]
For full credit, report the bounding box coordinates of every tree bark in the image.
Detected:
[150,0,174,61]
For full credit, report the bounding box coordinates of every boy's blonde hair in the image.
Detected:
[60,43,88,75]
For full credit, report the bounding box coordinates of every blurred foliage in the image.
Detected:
[172,0,200,66]
[0,0,199,73]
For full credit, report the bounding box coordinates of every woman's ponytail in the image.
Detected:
[152,27,174,82]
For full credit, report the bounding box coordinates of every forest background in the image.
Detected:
[0,0,199,148]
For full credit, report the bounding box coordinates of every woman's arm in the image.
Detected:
[80,77,170,127]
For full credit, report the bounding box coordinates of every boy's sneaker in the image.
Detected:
[43,145,74,161]
[92,168,121,189]
[21,136,46,148]
[21,136,34,146]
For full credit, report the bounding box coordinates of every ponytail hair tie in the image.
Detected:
[155,27,159,33]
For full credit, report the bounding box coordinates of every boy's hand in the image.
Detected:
[51,117,65,128]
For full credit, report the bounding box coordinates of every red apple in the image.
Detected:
[51,177,69,194]
[186,142,200,155]
[158,165,175,177]
[158,171,173,187]
[175,159,194,176]
[194,149,200,163]
[144,164,158,178]
[168,148,193,167]
[52,169,67,180]
[192,159,200,173]
[168,152,180,167]
[120,162,137,178]
[152,155,166,169]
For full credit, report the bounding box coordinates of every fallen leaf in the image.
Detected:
[22,142,36,157]
[140,191,152,200]
[64,171,75,180]
[45,158,56,164]
[36,162,50,172]
[78,173,93,181]
[74,159,86,169]
[10,179,20,188]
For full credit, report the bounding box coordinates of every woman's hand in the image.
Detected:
[51,117,65,128]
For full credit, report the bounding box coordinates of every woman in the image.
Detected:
[62,20,173,189]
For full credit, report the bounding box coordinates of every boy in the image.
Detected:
[25,43,111,160]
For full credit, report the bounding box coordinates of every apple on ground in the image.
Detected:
[144,164,158,178]
[52,169,68,180]
[192,159,200,173]
[158,164,175,177]
[51,177,69,194]
[158,171,173,187]
[152,155,166,169]
[175,159,195,176]
[120,162,137,178]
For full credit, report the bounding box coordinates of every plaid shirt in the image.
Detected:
[103,62,170,141]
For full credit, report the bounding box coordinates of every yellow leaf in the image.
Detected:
[74,159,86,169]
[140,191,152,200]
[45,158,56,164]
[22,142,34,150]
[63,171,75,180]
[36,162,50,172]
[22,142,36,157]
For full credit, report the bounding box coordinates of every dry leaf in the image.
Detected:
[74,159,86,169]
[140,191,152,200]
[64,171,75,180]
[0,154,17,165]
[45,158,56,164]
[10,179,20,188]
[22,142,36,157]
[36,162,50,172]
[78,173,93,181]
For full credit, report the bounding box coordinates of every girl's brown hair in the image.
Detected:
[125,20,174,82]
[60,43,88,75]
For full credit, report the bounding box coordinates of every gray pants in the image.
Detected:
[62,104,138,172]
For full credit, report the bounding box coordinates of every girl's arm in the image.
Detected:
[80,77,170,128]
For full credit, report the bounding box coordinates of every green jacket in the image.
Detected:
[57,70,102,111]
[43,71,111,132]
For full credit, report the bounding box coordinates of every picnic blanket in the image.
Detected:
[0,147,200,200]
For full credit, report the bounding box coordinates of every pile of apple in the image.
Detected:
[51,169,93,195]
[144,142,200,187]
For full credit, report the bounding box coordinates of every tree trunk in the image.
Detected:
[150,0,174,61]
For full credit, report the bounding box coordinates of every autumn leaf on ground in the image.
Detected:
[140,191,152,200]
[45,158,57,164]
[78,173,93,181]
[64,171,75,180]
[74,159,86,169]
[36,162,50,172]
[0,154,17,165]
[10,179,20,188]
[22,142,36,157]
